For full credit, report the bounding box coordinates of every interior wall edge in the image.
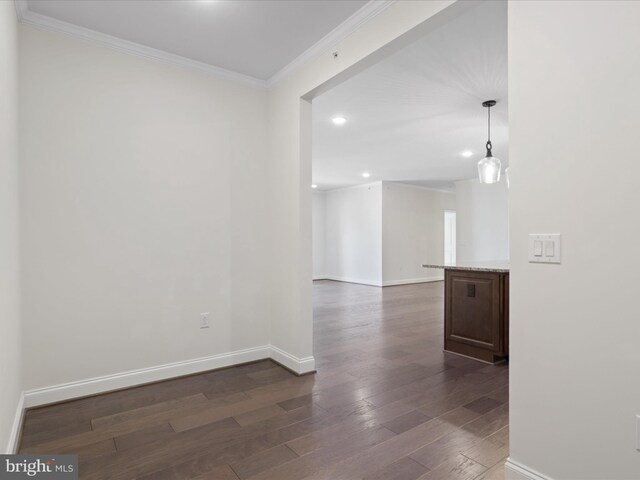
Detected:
[272,0,458,380]
[269,345,316,375]
[0,0,21,457]
[4,393,24,454]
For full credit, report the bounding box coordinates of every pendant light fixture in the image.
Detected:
[477,100,501,184]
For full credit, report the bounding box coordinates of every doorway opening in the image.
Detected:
[305,0,509,475]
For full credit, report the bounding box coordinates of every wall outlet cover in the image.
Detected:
[200,313,210,329]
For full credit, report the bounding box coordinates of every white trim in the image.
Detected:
[21,345,316,408]
[319,275,383,287]
[382,276,444,286]
[5,393,25,454]
[319,181,383,193]
[23,345,271,408]
[314,276,443,287]
[388,181,456,195]
[14,0,27,22]
[269,345,316,375]
[14,0,396,90]
[14,1,267,89]
[267,0,396,87]
[505,459,553,480]
[454,177,483,186]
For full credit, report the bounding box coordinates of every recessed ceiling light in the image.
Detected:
[332,116,348,126]
[462,150,473,158]
[362,172,371,178]
[311,184,318,189]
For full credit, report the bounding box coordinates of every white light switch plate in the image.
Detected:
[529,234,561,264]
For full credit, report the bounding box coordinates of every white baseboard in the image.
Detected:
[22,344,316,408]
[505,459,553,480]
[269,345,316,375]
[314,275,444,287]
[382,276,444,286]
[5,393,25,453]
[314,275,383,287]
[23,345,270,407]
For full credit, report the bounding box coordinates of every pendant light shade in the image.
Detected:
[478,100,501,184]
[478,155,501,184]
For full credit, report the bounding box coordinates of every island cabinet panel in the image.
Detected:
[444,269,509,363]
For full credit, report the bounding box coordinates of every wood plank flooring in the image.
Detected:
[19,280,509,480]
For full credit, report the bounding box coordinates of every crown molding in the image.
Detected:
[388,181,456,194]
[14,0,28,22]
[14,0,268,89]
[267,0,396,87]
[13,0,396,90]
[319,180,383,193]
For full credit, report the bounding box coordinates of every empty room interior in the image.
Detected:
[1,1,639,479]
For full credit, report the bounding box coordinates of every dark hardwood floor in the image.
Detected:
[19,280,509,480]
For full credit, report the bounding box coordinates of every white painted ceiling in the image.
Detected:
[25,0,368,81]
[312,0,508,191]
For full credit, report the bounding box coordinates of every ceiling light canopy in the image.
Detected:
[331,116,348,126]
[477,100,501,184]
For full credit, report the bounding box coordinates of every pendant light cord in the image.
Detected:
[486,103,492,155]
[487,104,491,143]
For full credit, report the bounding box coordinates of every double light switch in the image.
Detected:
[529,234,561,264]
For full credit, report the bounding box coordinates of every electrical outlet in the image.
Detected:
[200,313,210,329]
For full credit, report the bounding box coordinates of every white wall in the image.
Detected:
[508,1,640,479]
[313,182,455,287]
[13,0,478,407]
[322,183,383,286]
[382,182,455,285]
[312,191,325,279]
[0,0,22,453]
[455,178,509,262]
[19,26,271,392]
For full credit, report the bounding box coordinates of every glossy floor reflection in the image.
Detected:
[19,280,508,479]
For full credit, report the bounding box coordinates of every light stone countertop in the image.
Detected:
[422,260,509,273]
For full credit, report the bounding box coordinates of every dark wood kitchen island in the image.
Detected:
[423,261,509,364]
